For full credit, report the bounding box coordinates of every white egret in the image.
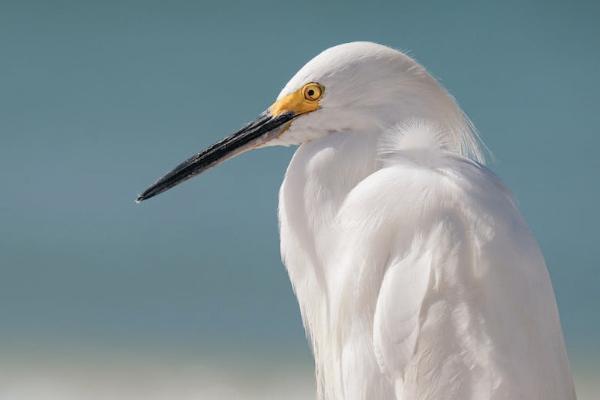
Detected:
[137,42,576,400]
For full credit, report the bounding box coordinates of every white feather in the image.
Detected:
[277,42,575,399]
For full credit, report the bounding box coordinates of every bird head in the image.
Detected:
[137,42,481,202]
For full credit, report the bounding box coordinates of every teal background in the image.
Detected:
[1,0,598,398]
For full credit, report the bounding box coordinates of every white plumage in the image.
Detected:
[277,43,575,399]
[138,41,576,400]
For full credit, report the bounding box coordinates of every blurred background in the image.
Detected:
[1,0,598,398]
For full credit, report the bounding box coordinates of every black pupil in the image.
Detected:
[307,89,315,97]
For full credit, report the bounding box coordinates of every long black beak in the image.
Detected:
[136,111,295,202]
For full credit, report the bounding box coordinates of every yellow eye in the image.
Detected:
[302,83,323,101]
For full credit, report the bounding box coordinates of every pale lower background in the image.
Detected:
[1,0,598,398]
[1,356,599,399]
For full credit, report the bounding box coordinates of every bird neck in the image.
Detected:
[279,130,381,398]
[282,130,379,268]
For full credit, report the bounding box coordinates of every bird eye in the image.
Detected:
[303,83,323,101]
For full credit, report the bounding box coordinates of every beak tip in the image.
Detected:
[135,193,148,203]
[136,181,166,203]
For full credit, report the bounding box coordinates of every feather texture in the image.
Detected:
[276,42,575,399]
[280,129,574,398]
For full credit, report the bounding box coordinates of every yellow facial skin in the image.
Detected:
[269,82,324,117]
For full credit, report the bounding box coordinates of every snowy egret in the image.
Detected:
[137,42,576,400]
